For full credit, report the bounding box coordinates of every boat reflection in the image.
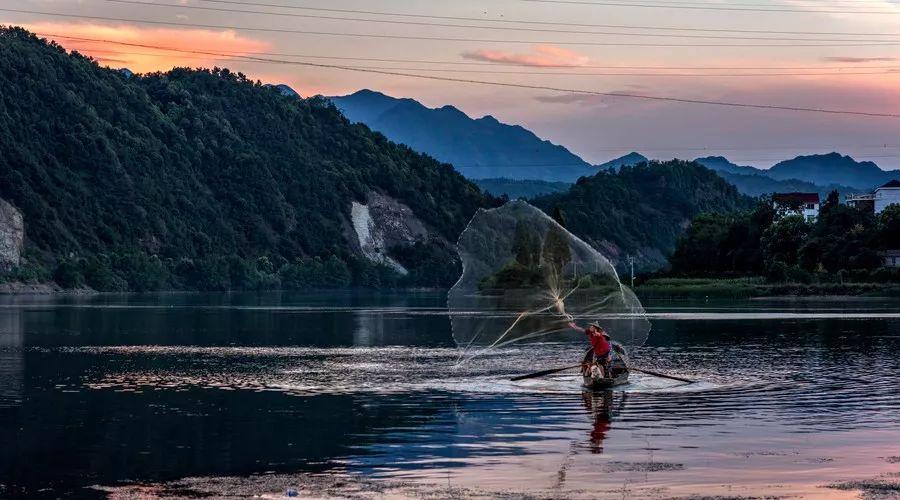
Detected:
[580,390,626,454]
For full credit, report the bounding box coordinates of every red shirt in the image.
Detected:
[588,331,611,357]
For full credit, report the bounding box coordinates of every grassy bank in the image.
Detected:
[635,277,900,298]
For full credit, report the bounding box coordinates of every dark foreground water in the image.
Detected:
[1,292,899,498]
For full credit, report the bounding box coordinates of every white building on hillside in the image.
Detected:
[882,250,900,267]
[847,180,900,214]
[875,180,900,213]
[772,192,820,222]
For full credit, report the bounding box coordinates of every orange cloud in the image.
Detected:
[462,45,591,68]
[22,22,271,73]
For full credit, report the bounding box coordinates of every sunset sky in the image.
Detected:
[4,0,900,168]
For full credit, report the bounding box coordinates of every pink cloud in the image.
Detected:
[822,56,896,63]
[535,94,607,106]
[461,45,591,68]
[23,22,271,73]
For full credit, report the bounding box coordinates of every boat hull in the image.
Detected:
[582,372,629,390]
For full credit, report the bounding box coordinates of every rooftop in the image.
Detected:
[878,179,900,189]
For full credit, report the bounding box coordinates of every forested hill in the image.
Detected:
[0,28,490,290]
[330,90,594,181]
[532,160,753,271]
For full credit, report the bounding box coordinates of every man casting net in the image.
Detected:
[448,201,651,365]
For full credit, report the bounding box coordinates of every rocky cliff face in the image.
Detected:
[350,192,429,274]
[0,199,24,270]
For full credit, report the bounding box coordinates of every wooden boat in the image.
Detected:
[581,342,630,390]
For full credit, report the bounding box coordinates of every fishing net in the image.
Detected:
[448,200,651,361]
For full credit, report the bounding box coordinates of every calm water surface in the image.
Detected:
[1,292,899,498]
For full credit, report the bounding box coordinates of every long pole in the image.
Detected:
[511,365,695,384]
[510,364,581,381]
[631,367,694,384]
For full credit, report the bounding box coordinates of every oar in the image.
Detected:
[631,367,695,384]
[510,364,581,381]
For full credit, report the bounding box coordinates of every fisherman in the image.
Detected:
[569,321,612,377]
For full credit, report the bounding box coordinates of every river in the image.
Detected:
[1,292,898,498]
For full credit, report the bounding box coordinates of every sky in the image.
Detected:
[4,0,900,169]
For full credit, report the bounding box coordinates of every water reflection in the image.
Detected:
[581,391,620,454]
[0,294,898,497]
[0,308,22,407]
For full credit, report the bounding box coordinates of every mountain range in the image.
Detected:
[330,90,594,182]
[329,91,898,198]
[766,153,894,189]
[693,156,863,198]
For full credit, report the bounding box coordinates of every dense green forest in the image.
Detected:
[0,27,491,290]
[0,28,764,292]
[669,192,900,283]
[533,160,753,270]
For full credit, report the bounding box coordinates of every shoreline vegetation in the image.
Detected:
[635,277,900,298]
[4,278,900,298]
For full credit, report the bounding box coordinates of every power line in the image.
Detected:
[530,0,900,8]
[9,8,900,47]
[36,33,900,119]
[102,0,900,43]
[193,0,900,37]
[522,0,900,14]
[77,49,900,76]
[64,39,900,70]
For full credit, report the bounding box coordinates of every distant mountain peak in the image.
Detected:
[329,90,593,182]
[767,152,890,190]
[351,88,387,98]
[596,152,648,171]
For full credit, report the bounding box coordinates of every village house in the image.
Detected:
[882,250,900,268]
[846,180,900,214]
[772,192,820,222]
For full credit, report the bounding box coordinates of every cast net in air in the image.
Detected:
[448,201,651,362]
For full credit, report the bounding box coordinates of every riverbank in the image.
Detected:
[0,281,96,295]
[635,277,900,298]
[90,466,900,499]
